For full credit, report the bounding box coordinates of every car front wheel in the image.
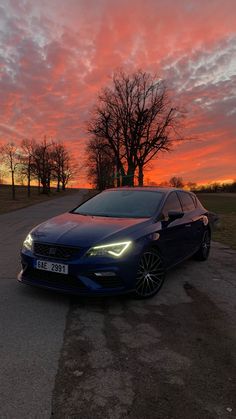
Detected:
[134,248,166,299]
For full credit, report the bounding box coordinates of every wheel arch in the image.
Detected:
[141,241,167,268]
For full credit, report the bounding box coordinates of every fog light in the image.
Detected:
[94,272,116,277]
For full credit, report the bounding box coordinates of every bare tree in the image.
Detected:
[32,137,54,194]
[19,139,36,197]
[0,165,7,185]
[15,169,26,186]
[87,137,115,190]
[169,176,184,188]
[88,70,183,186]
[61,152,73,190]
[52,142,65,192]
[52,142,74,191]
[186,181,197,191]
[0,137,75,196]
[0,142,20,199]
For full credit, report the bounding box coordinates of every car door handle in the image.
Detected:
[185,224,192,227]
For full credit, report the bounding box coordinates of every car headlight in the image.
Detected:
[87,241,132,257]
[23,233,33,251]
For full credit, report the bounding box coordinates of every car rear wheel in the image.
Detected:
[134,248,166,299]
[194,229,211,261]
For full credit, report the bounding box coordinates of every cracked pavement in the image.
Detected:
[0,191,236,418]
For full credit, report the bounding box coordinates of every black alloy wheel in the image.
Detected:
[134,248,166,299]
[194,229,211,261]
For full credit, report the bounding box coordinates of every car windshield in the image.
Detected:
[73,190,164,218]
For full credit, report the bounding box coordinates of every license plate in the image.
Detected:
[35,260,68,275]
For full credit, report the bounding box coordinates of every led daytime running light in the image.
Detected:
[23,233,33,251]
[88,241,131,257]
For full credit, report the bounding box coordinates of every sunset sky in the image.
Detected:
[0,0,235,186]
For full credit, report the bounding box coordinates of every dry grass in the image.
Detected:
[197,193,236,250]
[196,193,236,214]
[211,214,236,250]
[0,185,90,215]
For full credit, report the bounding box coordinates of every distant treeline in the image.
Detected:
[194,181,236,193]
[154,176,236,193]
[0,137,75,199]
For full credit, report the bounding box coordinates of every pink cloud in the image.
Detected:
[0,0,235,185]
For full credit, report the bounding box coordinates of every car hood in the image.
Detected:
[31,212,150,248]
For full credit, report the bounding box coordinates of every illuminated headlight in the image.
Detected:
[87,241,132,258]
[23,233,33,251]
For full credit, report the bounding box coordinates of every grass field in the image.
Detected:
[0,185,90,215]
[197,193,236,250]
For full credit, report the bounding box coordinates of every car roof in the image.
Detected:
[104,187,188,194]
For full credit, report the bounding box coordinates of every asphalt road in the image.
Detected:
[0,192,236,419]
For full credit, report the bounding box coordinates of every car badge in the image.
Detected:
[49,247,57,256]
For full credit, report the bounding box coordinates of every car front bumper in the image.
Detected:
[18,250,140,296]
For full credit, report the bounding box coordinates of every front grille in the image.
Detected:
[34,242,80,260]
[24,267,87,290]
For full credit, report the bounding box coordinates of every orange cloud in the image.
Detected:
[0,0,235,186]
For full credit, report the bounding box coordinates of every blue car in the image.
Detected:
[18,188,211,299]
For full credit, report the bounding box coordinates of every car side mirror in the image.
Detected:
[168,210,184,221]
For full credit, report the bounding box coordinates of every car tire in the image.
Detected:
[134,248,166,299]
[193,228,211,261]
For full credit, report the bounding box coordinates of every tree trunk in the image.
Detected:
[27,159,31,198]
[138,164,144,186]
[27,176,30,198]
[42,180,48,194]
[118,165,127,186]
[122,164,135,186]
[37,180,40,194]
[57,178,60,192]
[115,157,123,187]
[47,176,51,193]
[11,170,15,200]
[115,163,120,187]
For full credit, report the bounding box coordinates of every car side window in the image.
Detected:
[162,192,182,218]
[178,192,195,212]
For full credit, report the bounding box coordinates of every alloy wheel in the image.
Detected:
[135,249,165,298]
[202,230,211,258]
